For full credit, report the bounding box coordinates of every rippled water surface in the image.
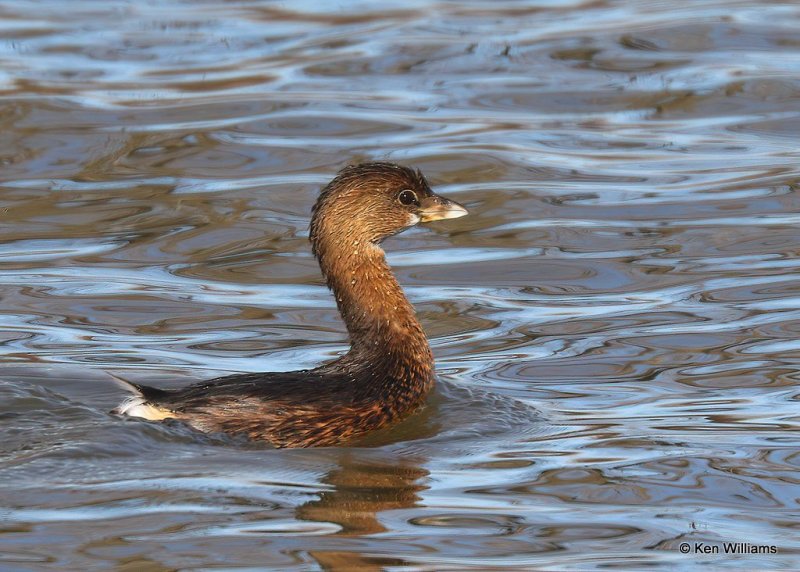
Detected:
[2,0,800,569]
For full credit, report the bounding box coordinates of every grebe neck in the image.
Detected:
[314,234,433,368]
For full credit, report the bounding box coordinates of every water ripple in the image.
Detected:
[2,0,800,569]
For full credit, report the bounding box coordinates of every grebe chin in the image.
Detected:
[114,162,468,448]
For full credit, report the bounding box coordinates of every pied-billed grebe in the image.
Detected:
[115,162,467,447]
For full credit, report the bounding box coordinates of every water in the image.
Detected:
[1,0,800,569]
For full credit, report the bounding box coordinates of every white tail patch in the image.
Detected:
[116,395,175,421]
[110,373,175,421]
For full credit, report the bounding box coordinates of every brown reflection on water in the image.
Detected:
[299,455,428,570]
[298,456,428,536]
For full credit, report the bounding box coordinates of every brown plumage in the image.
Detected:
[114,162,468,448]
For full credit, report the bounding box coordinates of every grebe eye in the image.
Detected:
[398,190,419,206]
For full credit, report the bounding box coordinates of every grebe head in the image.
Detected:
[310,162,467,251]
